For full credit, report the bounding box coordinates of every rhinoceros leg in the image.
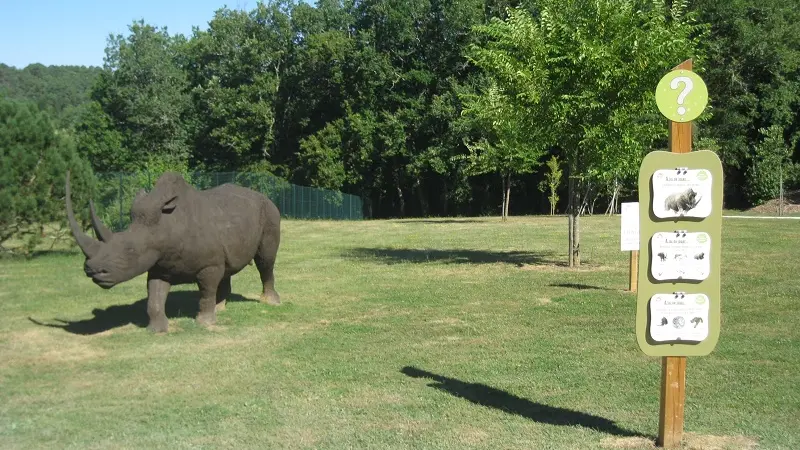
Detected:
[254,241,280,306]
[196,267,224,326]
[146,276,171,333]
[215,276,231,312]
[256,262,280,306]
[253,218,281,305]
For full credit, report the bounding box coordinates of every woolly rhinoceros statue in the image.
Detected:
[65,171,281,333]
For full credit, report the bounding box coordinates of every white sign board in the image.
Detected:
[650,231,711,281]
[620,202,640,251]
[649,293,710,342]
[652,168,713,219]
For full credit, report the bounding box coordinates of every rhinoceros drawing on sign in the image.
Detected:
[65,171,281,333]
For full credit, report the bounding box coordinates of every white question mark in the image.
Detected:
[670,76,694,115]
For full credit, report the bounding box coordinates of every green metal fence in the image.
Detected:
[91,171,364,231]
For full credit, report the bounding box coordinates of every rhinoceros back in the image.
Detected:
[201,183,279,273]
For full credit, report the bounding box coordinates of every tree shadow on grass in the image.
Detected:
[0,248,81,261]
[28,249,81,258]
[28,291,256,335]
[401,366,651,440]
[346,247,559,267]
[549,283,612,291]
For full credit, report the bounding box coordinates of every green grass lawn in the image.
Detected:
[1,215,798,449]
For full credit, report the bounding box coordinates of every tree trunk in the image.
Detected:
[589,189,599,215]
[605,177,620,216]
[395,172,405,217]
[578,180,592,216]
[568,212,574,266]
[567,162,582,267]
[500,175,504,221]
[577,177,582,265]
[441,180,449,216]
[573,200,581,266]
[499,173,510,221]
[552,179,558,215]
[415,177,428,217]
[503,173,511,221]
[779,165,784,217]
[567,167,575,267]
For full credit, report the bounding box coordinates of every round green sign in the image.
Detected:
[655,69,708,122]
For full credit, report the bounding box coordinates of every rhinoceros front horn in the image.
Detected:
[65,170,102,258]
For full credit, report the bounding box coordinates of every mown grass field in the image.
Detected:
[0,215,798,449]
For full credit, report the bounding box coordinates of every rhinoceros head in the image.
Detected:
[65,171,190,289]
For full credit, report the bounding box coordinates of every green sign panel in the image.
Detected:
[635,150,723,356]
[655,69,708,122]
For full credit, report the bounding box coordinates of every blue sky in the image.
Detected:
[0,0,257,68]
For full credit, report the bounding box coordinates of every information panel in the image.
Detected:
[649,231,711,281]
[651,169,713,219]
[621,202,640,251]
[648,293,710,342]
[635,150,723,357]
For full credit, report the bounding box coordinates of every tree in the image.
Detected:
[0,63,102,130]
[18,0,784,221]
[467,1,705,265]
[0,95,95,254]
[459,80,549,220]
[184,1,294,171]
[297,119,350,190]
[281,0,493,218]
[693,0,800,208]
[538,155,562,215]
[88,20,192,172]
[73,101,127,172]
[744,125,797,212]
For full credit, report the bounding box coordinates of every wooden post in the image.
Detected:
[658,355,687,447]
[629,250,639,292]
[657,58,692,448]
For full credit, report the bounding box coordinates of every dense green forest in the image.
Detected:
[2,0,799,226]
[0,64,102,129]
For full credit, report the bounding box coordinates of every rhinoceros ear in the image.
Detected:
[161,196,178,214]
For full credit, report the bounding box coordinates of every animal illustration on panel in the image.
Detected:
[65,171,281,333]
[664,188,701,215]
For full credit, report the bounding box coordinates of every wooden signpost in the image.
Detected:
[636,59,722,448]
[629,245,639,293]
